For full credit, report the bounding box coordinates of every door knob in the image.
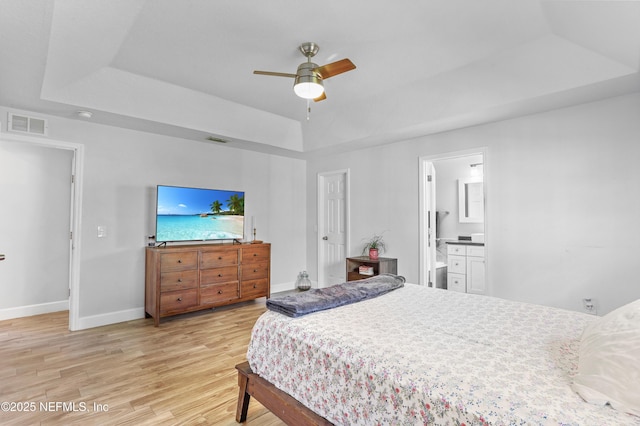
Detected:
[322,236,328,240]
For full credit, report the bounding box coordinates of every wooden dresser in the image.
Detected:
[145,243,270,326]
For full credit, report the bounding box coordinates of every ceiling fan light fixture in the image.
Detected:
[294,78,324,99]
[293,62,324,99]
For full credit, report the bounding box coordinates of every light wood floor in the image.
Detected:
[0,300,286,425]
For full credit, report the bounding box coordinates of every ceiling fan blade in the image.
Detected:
[313,92,327,102]
[253,70,297,78]
[314,59,356,79]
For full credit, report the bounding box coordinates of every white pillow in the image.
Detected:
[572,298,640,417]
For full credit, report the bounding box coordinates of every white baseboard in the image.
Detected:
[79,282,316,329]
[1,282,323,327]
[0,300,69,321]
[271,281,319,294]
[271,281,295,294]
[76,307,145,330]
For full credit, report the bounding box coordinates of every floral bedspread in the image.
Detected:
[247,284,639,425]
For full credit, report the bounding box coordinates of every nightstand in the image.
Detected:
[346,256,397,282]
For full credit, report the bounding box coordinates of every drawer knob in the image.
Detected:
[253,284,257,289]
[177,278,182,282]
[177,259,182,263]
[218,256,223,260]
[218,273,223,277]
[253,269,258,272]
[217,290,223,294]
[177,297,182,302]
[253,253,257,257]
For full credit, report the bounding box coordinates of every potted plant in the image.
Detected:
[362,233,386,260]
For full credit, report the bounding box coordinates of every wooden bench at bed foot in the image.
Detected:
[235,361,333,426]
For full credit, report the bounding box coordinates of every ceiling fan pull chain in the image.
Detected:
[307,99,311,121]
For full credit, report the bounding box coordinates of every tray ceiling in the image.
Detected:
[1,0,639,157]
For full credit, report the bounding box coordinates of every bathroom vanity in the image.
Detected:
[446,241,485,294]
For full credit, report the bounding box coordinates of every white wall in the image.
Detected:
[1,106,306,328]
[306,92,640,315]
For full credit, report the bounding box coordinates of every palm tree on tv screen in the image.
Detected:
[226,194,244,215]
[210,200,222,214]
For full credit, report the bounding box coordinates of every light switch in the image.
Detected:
[97,225,107,238]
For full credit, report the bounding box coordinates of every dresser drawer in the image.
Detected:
[160,270,198,292]
[447,273,466,292]
[200,282,239,304]
[448,255,466,274]
[242,245,270,263]
[160,251,198,273]
[200,265,239,285]
[241,278,268,299]
[200,249,239,268]
[241,262,269,281]
[160,289,197,314]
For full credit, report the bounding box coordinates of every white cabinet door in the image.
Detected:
[466,256,486,294]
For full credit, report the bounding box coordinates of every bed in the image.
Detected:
[236,279,640,425]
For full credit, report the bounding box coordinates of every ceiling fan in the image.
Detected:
[253,42,356,102]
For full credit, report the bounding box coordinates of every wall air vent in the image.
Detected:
[206,136,228,143]
[7,113,48,136]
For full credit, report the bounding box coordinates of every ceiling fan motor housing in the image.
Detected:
[296,62,322,80]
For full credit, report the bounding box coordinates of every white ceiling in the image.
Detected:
[1,0,639,158]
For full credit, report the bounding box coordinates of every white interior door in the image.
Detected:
[0,138,73,318]
[419,160,437,287]
[318,170,349,287]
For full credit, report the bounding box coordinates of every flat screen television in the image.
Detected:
[155,185,245,242]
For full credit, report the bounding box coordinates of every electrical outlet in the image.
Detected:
[582,298,597,315]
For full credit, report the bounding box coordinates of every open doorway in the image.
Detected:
[419,150,486,291]
[0,132,83,330]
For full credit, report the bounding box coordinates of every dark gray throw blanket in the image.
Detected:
[266,274,405,318]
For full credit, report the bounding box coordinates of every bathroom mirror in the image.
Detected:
[458,177,484,223]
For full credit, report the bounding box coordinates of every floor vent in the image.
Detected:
[7,113,48,136]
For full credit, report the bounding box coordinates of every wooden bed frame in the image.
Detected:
[235,361,333,425]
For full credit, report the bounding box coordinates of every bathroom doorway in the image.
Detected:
[419,149,487,290]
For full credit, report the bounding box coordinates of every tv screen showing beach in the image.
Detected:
[155,185,245,242]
